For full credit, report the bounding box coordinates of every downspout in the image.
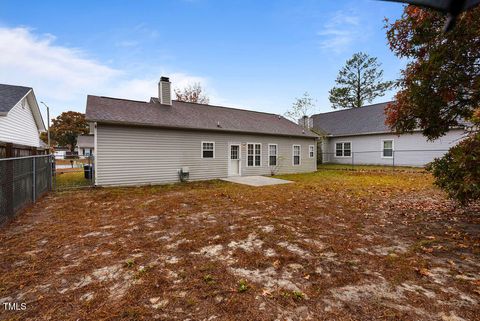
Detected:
[93,122,98,186]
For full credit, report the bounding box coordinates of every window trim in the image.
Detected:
[381,139,394,159]
[292,144,301,166]
[308,145,315,158]
[247,142,262,167]
[334,141,352,158]
[268,144,278,167]
[201,141,215,159]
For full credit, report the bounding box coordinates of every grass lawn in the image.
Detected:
[317,163,425,172]
[55,171,93,189]
[0,169,479,320]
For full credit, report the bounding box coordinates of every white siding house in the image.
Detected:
[311,102,466,167]
[87,77,317,187]
[76,135,94,156]
[0,84,45,148]
[322,130,464,166]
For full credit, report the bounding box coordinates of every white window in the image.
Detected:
[230,145,239,160]
[309,145,315,158]
[335,142,351,157]
[202,141,215,158]
[247,143,261,167]
[268,144,277,166]
[382,140,394,158]
[293,145,301,166]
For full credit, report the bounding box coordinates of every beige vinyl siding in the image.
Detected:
[0,97,40,147]
[322,129,465,167]
[96,124,316,186]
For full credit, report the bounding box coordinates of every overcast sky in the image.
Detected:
[0,0,406,121]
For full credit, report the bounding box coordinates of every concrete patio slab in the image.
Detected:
[221,176,293,187]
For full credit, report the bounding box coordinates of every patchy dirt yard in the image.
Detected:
[0,169,479,320]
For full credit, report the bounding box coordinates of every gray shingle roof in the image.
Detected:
[0,84,32,114]
[311,102,392,136]
[77,135,94,148]
[86,95,317,138]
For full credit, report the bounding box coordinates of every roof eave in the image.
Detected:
[324,126,466,138]
[25,90,46,132]
[87,118,318,139]
[325,130,394,137]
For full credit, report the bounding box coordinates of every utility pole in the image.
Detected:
[40,102,51,149]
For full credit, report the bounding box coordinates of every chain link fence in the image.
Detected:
[320,149,450,169]
[53,156,95,190]
[0,155,53,225]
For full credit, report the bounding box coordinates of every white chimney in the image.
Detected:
[299,115,311,129]
[158,76,172,105]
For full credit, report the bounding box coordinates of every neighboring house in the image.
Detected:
[54,150,66,160]
[310,102,466,167]
[77,135,94,156]
[53,147,70,160]
[86,77,318,186]
[0,84,46,149]
[39,139,48,150]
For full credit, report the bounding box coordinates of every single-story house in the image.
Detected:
[86,77,318,186]
[0,84,46,152]
[310,102,466,167]
[53,146,70,160]
[76,135,94,156]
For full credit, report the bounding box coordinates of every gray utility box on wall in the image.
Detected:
[179,167,189,182]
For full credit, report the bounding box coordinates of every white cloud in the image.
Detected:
[0,27,215,118]
[0,27,121,103]
[109,73,213,101]
[317,11,363,53]
[170,72,209,91]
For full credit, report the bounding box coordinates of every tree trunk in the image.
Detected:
[356,67,361,108]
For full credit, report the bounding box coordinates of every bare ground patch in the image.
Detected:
[0,171,479,320]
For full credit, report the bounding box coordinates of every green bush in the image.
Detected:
[427,133,480,205]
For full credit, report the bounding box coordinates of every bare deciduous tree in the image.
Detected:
[284,92,316,126]
[174,83,210,104]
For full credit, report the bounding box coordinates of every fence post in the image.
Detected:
[51,155,56,192]
[48,155,53,191]
[5,144,14,217]
[352,152,354,170]
[32,157,36,202]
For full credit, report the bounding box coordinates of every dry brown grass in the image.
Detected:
[0,170,479,320]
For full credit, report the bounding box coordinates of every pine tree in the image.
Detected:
[329,52,393,109]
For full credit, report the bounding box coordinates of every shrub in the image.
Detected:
[427,132,480,205]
